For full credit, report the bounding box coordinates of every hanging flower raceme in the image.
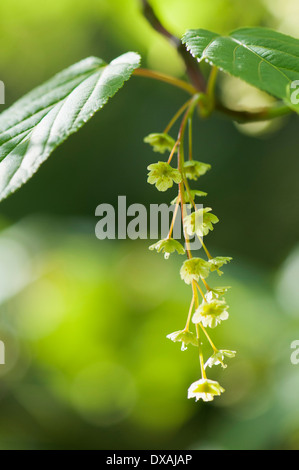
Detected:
[145,95,235,404]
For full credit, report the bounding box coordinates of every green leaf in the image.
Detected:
[182,27,299,112]
[0,52,141,202]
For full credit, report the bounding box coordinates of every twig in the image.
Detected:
[140,0,206,92]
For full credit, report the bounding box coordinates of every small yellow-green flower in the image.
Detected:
[183,160,211,181]
[210,286,231,298]
[184,207,219,237]
[205,349,236,369]
[192,299,229,328]
[188,378,225,402]
[149,238,185,259]
[170,189,207,205]
[167,329,198,351]
[209,256,232,276]
[144,133,176,154]
[180,258,211,284]
[147,162,182,192]
[203,286,231,303]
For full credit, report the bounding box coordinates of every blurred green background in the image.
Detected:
[0,0,299,450]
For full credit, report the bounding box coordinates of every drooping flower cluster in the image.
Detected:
[145,96,236,403]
